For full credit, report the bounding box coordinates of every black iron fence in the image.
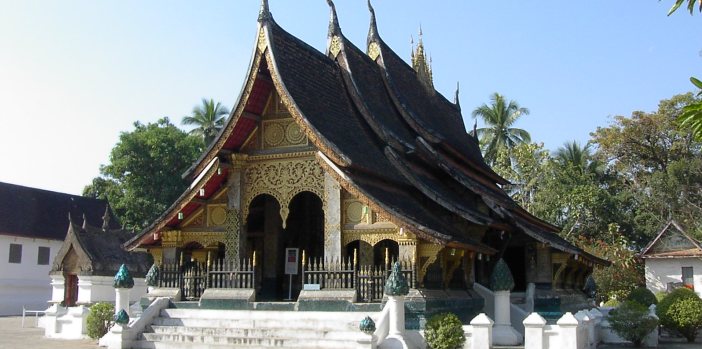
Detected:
[158,256,255,301]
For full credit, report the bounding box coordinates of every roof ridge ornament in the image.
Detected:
[367,0,379,47]
[326,0,342,58]
[454,81,461,111]
[258,0,272,23]
[101,203,111,231]
[326,0,341,37]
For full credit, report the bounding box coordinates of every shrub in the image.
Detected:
[424,312,465,349]
[609,301,659,347]
[87,302,114,339]
[658,289,702,342]
[655,291,668,303]
[627,287,657,307]
[603,298,620,308]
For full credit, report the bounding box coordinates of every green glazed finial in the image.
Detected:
[489,258,515,291]
[145,264,160,287]
[583,274,597,299]
[113,264,134,289]
[384,261,409,296]
[114,309,129,325]
[359,316,376,334]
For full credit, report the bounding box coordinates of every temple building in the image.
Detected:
[124,0,605,318]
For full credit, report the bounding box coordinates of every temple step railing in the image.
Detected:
[301,256,356,289]
[157,256,256,300]
[300,253,416,303]
[207,257,255,289]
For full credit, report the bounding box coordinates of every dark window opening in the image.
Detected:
[9,243,22,264]
[682,266,694,290]
[38,246,50,265]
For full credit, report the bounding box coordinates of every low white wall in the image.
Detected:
[645,257,702,297]
[40,304,90,339]
[0,235,63,315]
[49,274,148,305]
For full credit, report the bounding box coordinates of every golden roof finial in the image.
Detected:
[258,0,272,22]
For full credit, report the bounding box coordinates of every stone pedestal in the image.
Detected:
[493,290,521,346]
[115,288,131,317]
[379,296,409,349]
[557,312,580,349]
[470,313,493,349]
[523,312,547,349]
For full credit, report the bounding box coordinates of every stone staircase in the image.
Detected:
[133,308,374,349]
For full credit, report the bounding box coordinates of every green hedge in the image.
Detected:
[424,312,465,349]
[626,287,657,307]
[609,301,659,347]
[657,288,702,342]
[86,302,114,339]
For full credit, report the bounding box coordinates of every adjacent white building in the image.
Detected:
[641,221,702,298]
[0,181,121,315]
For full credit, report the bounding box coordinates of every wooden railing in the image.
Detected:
[158,256,256,301]
[300,251,415,303]
[208,257,255,289]
[157,253,414,303]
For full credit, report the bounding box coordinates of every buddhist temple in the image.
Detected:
[124,0,606,321]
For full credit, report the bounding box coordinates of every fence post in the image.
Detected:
[574,310,592,349]
[523,312,547,349]
[470,313,494,349]
[557,312,580,349]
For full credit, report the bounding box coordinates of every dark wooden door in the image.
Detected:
[64,274,78,306]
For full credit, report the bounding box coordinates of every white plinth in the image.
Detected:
[493,290,522,346]
[115,288,131,316]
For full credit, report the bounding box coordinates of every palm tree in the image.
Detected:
[182,98,230,145]
[471,93,531,164]
[554,141,603,175]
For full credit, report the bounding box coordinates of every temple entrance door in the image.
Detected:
[64,274,78,306]
[245,194,282,301]
[282,192,324,300]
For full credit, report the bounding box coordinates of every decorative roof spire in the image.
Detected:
[411,25,434,91]
[258,0,272,22]
[101,204,111,231]
[82,213,88,230]
[454,81,461,111]
[326,0,341,37]
[367,0,379,47]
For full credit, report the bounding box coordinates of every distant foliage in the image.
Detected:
[609,301,659,347]
[83,118,203,230]
[576,231,644,303]
[424,312,465,349]
[627,287,658,307]
[657,288,702,342]
[87,302,114,339]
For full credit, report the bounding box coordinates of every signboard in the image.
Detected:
[285,248,299,275]
[303,284,321,291]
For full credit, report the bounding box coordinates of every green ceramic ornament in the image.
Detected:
[359,316,376,334]
[113,264,135,289]
[145,264,160,287]
[384,261,409,296]
[114,309,129,325]
[489,258,515,291]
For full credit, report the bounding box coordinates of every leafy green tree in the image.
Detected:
[591,93,702,243]
[493,142,550,211]
[678,78,702,141]
[472,93,531,165]
[182,98,230,145]
[84,118,203,230]
[554,141,603,175]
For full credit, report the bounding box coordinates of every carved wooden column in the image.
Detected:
[225,154,248,265]
[323,172,341,262]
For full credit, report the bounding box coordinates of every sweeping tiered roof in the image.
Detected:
[125,1,606,264]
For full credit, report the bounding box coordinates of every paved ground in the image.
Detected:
[0,316,98,349]
[599,339,702,349]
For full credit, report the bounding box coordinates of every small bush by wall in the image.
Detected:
[424,312,465,349]
[627,287,657,307]
[87,302,114,339]
[657,288,702,342]
[609,300,659,347]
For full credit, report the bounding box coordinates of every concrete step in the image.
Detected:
[161,308,370,322]
[133,340,339,349]
[151,316,357,331]
[150,325,364,340]
[141,332,366,349]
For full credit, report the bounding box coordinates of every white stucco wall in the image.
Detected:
[0,235,64,315]
[645,257,702,298]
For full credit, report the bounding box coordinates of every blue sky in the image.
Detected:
[0,1,699,195]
